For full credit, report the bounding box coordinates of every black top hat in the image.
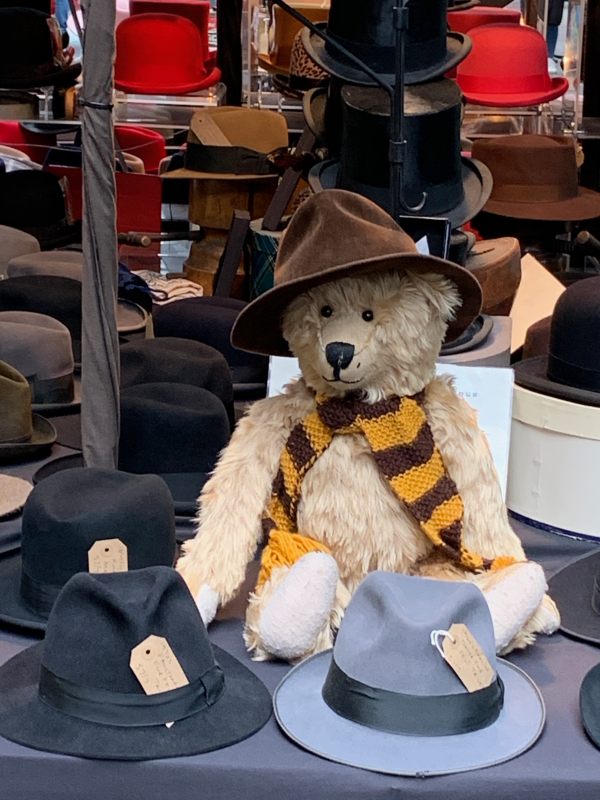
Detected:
[120,336,235,426]
[515,276,600,407]
[0,169,80,250]
[302,0,471,86]
[0,567,272,759]
[0,467,177,632]
[0,7,81,90]
[0,360,56,464]
[153,299,269,400]
[0,275,147,364]
[308,80,492,229]
[0,310,80,413]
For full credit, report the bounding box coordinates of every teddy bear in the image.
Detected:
[177,189,559,662]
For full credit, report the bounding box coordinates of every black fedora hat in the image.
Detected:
[514,276,600,407]
[302,0,471,86]
[308,81,493,229]
[0,7,81,90]
[547,551,600,646]
[0,275,147,364]
[0,468,177,632]
[0,311,80,413]
[0,360,56,464]
[153,300,269,400]
[0,567,272,759]
[440,314,493,356]
[0,169,81,250]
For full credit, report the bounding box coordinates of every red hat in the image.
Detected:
[456,24,568,107]
[447,7,521,34]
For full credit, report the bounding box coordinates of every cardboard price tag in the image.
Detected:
[441,623,495,693]
[191,114,231,146]
[87,539,128,574]
[130,635,189,696]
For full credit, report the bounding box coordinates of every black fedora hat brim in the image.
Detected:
[0,62,81,90]
[302,27,470,86]
[548,551,600,645]
[0,414,56,464]
[514,355,600,408]
[232,247,482,357]
[0,642,272,760]
[0,553,46,632]
[483,185,600,222]
[308,156,493,231]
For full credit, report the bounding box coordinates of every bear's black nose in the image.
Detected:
[325,341,355,372]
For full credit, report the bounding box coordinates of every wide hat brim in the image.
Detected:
[303,26,470,86]
[483,183,600,222]
[548,551,600,645]
[514,355,600,408]
[274,650,544,776]
[116,299,148,335]
[0,413,56,463]
[0,62,81,90]
[31,374,81,415]
[441,314,493,355]
[0,641,272,760]
[308,156,493,230]
[32,453,208,517]
[232,244,483,357]
[461,77,569,109]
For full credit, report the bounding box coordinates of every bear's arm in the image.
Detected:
[424,375,526,561]
[177,380,315,604]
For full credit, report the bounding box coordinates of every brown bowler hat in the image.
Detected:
[465,236,521,316]
[231,190,482,357]
[472,135,600,222]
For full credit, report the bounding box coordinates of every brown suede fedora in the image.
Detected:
[472,135,600,221]
[231,190,482,357]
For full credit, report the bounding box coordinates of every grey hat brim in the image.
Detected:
[0,642,272,760]
[116,299,148,335]
[514,355,600,408]
[441,314,493,355]
[308,157,493,229]
[0,414,56,463]
[31,375,81,415]
[302,27,470,86]
[274,650,545,776]
[0,552,45,632]
[547,551,600,646]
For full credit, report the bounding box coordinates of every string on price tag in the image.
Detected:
[431,623,495,692]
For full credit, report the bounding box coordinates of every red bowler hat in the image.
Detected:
[456,24,568,107]
[447,7,521,34]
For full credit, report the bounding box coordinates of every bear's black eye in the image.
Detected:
[362,310,374,322]
[320,305,333,318]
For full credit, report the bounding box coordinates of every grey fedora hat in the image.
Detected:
[0,567,272,759]
[0,311,80,413]
[274,572,545,776]
[0,224,40,278]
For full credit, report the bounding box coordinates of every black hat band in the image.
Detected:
[322,658,504,736]
[184,143,282,176]
[38,663,225,727]
[547,352,600,393]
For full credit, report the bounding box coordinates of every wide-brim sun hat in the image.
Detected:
[274,572,545,776]
[231,190,482,357]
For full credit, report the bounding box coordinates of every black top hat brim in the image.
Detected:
[32,453,208,517]
[308,156,493,230]
[0,640,272,760]
[31,375,81,415]
[441,314,493,355]
[514,355,600,408]
[0,62,81,91]
[548,551,600,646]
[0,413,56,464]
[0,552,45,632]
[302,26,470,86]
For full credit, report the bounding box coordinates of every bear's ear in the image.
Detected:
[407,272,462,322]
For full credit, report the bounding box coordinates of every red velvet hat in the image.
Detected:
[456,24,568,107]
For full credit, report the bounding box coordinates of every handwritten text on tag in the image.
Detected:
[130,635,189,696]
[87,538,128,574]
[441,623,495,693]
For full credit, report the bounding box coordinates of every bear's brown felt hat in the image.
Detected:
[232,190,483,357]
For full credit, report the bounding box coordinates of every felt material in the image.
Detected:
[457,25,568,107]
[0,225,39,278]
[514,278,600,406]
[464,237,521,317]
[274,572,545,775]
[7,250,84,280]
[0,467,177,631]
[441,315,493,355]
[472,135,600,221]
[581,663,600,749]
[0,568,272,759]
[0,361,56,463]
[548,551,600,646]
[447,7,520,33]
[153,300,269,388]
[0,475,32,520]
[232,190,482,357]
[301,0,471,86]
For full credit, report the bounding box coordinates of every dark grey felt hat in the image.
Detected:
[274,572,545,776]
[548,551,600,646]
[0,467,177,632]
[0,566,272,759]
[580,662,600,748]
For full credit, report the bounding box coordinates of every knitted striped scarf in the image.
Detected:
[257,392,514,588]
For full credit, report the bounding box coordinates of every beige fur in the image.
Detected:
[178,270,559,660]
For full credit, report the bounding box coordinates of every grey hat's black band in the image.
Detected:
[38,663,225,727]
[322,659,504,736]
[184,143,282,176]
[21,570,62,618]
[547,352,600,393]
